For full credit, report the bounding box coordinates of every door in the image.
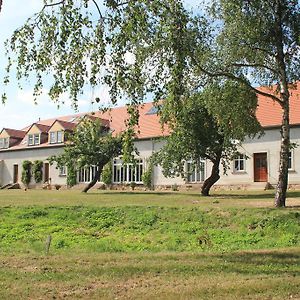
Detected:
[254,153,268,182]
[13,164,18,183]
[44,163,49,183]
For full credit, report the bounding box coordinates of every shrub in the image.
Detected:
[142,162,153,190]
[32,160,43,183]
[21,160,32,187]
[66,164,77,187]
[102,161,112,185]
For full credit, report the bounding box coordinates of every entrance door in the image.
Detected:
[44,163,49,183]
[254,153,268,182]
[13,164,18,183]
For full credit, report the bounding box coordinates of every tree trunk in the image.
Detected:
[274,96,289,207]
[201,151,222,196]
[82,164,103,193]
[273,2,290,208]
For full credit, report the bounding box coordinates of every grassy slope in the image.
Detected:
[0,189,299,299]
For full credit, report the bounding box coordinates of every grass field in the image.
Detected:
[0,189,299,299]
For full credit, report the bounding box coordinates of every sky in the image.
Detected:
[0,0,200,130]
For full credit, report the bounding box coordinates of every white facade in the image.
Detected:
[1,127,300,189]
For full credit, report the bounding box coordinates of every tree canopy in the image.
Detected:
[49,117,122,192]
[3,0,300,206]
[153,80,261,196]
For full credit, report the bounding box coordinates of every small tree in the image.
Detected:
[102,161,113,186]
[21,160,32,187]
[49,118,122,193]
[142,161,153,190]
[153,81,261,196]
[32,160,43,183]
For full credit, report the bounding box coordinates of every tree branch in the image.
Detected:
[190,55,282,104]
[91,0,103,19]
[231,62,278,74]
[41,0,65,11]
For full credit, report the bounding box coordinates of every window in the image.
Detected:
[186,160,205,183]
[234,154,246,172]
[0,137,9,149]
[59,166,67,176]
[49,131,63,144]
[78,165,101,183]
[288,151,293,170]
[28,134,40,145]
[113,158,143,184]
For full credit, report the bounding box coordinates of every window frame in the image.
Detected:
[59,165,67,177]
[49,131,63,144]
[28,133,40,146]
[233,154,246,173]
[186,160,205,183]
[0,137,9,149]
[288,151,294,171]
[112,158,144,184]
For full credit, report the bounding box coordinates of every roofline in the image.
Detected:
[262,123,300,130]
[0,143,65,153]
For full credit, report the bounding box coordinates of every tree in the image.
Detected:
[202,0,300,206]
[153,80,261,196]
[49,118,122,193]
[3,0,300,206]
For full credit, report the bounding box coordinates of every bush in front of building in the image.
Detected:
[32,160,43,183]
[21,160,32,187]
[102,161,113,186]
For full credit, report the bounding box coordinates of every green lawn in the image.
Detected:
[0,189,299,299]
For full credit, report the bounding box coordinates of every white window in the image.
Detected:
[78,165,101,183]
[28,134,40,146]
[49,131,63,144]
[234,154,246,172]
[0,137,9,149]
[59,166,67,176]
[288,151,293,170]
[57,131,63,143]
[50,132,56,144]
[113,158,143,184]
[186,160,205,183]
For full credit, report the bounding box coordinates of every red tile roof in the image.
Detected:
[256,82,300,127]
[51,120,77,131]
[2,128,26,139]
[1,82,300,151]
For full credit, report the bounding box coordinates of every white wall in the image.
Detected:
[1,127,300,188]
[213,127,300,186]
[0,147,65,186]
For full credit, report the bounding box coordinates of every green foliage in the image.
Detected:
[66,164,77,187]
[0,205,299,254]
[49,118,122,190]
[32,160,43,183]
[142,162,153,190]
[21,160,32,187]
[153,81,261,181]
[102,161,113,185]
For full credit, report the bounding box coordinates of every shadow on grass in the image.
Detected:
[212,250,300,276]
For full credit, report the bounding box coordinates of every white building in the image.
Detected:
[1,83,300,190]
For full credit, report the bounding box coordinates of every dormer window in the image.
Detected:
[28,134,40,146]
[50,131,63,144]
[0,137,9,149]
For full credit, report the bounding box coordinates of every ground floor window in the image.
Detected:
[234,154,246,172]
[288,151,293,170]
[78,165,101,183]
[113,158,143,184]
[186,160,205,183]
[59,166,67,176]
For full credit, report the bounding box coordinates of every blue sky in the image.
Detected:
[0,0,200,130]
